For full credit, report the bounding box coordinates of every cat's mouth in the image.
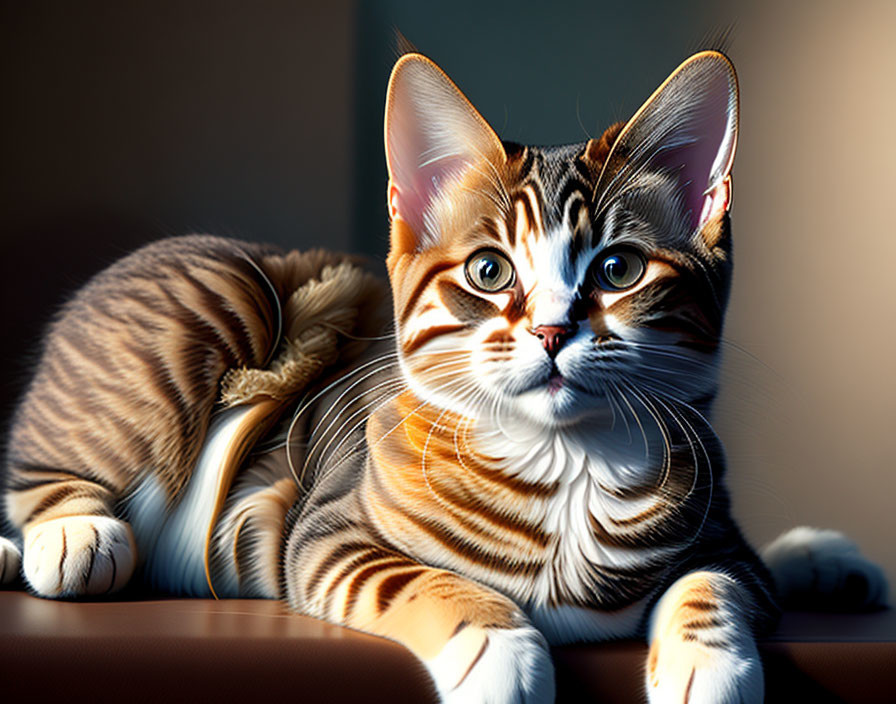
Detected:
[506,363,610,427]
[547,370,565,395]
[521,363,589,397]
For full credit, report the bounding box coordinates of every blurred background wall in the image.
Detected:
[2,1,893,581]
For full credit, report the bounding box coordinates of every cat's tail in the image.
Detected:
[761,527,889,611]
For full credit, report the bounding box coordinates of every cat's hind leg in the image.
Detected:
[646,571,765,704]
[22,517,135,598]
[4,236,285,598]
[7,471,135,598]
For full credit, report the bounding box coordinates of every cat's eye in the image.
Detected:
[592,248,647,291]
[465,249,515,293]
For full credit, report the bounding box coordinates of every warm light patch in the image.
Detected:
[523,184,544,235]
[389,184,400,220]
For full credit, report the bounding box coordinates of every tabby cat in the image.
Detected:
[1,51,887,704]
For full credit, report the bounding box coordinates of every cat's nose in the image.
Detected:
[530,325,574,357]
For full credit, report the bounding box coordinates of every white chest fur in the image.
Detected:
[472,418,671,643]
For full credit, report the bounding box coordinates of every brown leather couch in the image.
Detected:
[1,590,892,702]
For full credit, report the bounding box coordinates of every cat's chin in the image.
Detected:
[509,383,610,429]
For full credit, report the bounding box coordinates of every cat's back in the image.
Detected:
[5,235,281,500]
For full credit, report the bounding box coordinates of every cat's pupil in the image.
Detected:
[479,258,500,282]
[604,256,627,282]
[466,250,513,292]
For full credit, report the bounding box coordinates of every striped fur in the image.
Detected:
[2,50,887,704]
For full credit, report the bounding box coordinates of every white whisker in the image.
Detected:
[285,354,401,485]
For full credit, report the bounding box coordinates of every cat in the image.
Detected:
[1,50,887,704]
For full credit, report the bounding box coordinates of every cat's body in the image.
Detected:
[1,51,887,704]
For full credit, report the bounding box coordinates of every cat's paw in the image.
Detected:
[22,516,136,598]
[425,625,555,704]
[762,526,888,610]
[0,537,22,585]
[646,629,763,704]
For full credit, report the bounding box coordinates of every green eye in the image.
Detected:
[594,248,646,291]
[465,249,515,292]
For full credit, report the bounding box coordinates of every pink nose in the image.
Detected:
[530,325,573,357]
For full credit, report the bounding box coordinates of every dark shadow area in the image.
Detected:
[0,214,162,431]
[0,0,355,430]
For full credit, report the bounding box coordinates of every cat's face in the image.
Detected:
[385,53,737,428]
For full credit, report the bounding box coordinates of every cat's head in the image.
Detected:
[384,52,737,428]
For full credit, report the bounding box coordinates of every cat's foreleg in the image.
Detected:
[7,474,135,598]
[286,538,554,704]
[645,570,764,704]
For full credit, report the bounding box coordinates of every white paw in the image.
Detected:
[762,526,888,609]
[23,516,136,597]
[426,625,555,704]
[647,633,763,704]
[0,537,22,585]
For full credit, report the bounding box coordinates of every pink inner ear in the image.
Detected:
[698,176,732,228]
[390,167,438,234]
[386,56,507,241]
[654,112,729,230]
[390,149,469,235]
[645,58,736,232]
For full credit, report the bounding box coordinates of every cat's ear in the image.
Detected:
[592,51,738,242]
[384,54,506,246]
